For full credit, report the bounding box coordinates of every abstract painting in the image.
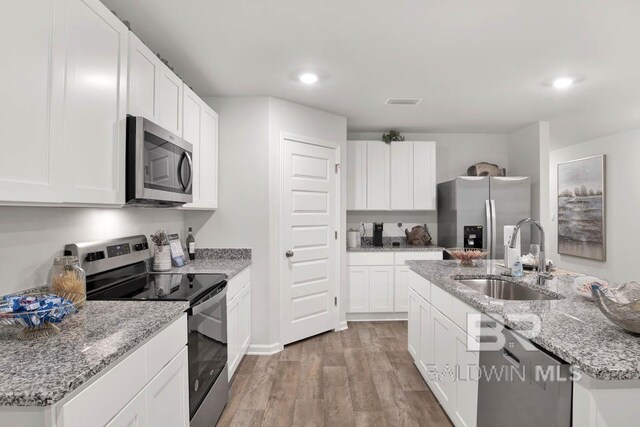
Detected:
[557,155,606,261]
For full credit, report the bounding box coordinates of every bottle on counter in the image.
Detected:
[187,227,196,260]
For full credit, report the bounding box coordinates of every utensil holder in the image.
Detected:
[152,244,172,272]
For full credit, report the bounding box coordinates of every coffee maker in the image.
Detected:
[373,222,384,247]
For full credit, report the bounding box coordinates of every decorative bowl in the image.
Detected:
[592,282,640,334]
[575,276,609,301]
[446,248,488,267]
[0,292,85,339]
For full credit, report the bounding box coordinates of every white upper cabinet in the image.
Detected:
[347,141,367,210]
[0,1,65,203]
[59,0,128,204]
[128,32,160,122]
[346,140,436,211]
[413,141,437,210]
[182,85,218,210]
[366,141,391,210]
[158,62,183,136]
[390,141,414,210]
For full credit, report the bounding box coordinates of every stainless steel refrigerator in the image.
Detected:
[437,176,531,260]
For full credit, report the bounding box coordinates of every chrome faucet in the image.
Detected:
[509,218,554,285]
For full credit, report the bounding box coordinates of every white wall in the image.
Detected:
[187,96,271,346]
[346,132,510,241]
[268,98,348,341]
[0,207,185,295]
[545,128,640,282]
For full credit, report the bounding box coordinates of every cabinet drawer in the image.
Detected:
[146,314,187,381]
[431,284,453,320]
[61,345,147,427]
[347,252,394,266]
[395,251,443,265]
[228,266,251,303]
[408,270,431,302]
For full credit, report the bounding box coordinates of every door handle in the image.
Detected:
[285,250,294,258]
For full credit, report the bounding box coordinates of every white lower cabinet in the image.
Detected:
[408,270,479,427]
[106,390,147,427]
[347,251,443,316]
[227,266,252,379]
[146,348,190,427]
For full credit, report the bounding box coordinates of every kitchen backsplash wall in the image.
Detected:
[0,207,185,295]
[347,211,438,243]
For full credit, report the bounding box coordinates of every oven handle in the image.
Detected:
[190,285,227,316]
[177,151,193,193]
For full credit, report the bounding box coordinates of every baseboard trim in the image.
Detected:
[346,312,408,322]
[335,320,348,331]
[247,342,284,355]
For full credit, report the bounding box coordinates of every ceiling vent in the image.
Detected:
[385,98,422,105]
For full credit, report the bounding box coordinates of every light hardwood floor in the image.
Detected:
[217,321,453,427]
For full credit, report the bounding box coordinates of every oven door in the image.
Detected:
[126,116,193,206]
[188,283,228,422]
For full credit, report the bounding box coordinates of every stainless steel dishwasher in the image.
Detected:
[477,326,572,427]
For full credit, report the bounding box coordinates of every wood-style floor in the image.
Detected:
[217,321,453,427]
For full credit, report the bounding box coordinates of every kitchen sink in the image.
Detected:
[457,278,558,301]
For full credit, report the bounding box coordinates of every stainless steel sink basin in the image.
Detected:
[457,278,557,301]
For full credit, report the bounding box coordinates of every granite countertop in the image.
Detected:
[407,260,640,381]
[171,248,251,278]
[348,243,444,252]
[0,300,188,407]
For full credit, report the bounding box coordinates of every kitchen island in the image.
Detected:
[407,259,640,427]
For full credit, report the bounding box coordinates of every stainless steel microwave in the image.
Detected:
[126,116,193,207]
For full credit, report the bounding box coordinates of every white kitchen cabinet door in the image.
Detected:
[0,1,66,204]
[407,288,420,359]
[158,62,183,136]
[146,347,189,427]
[347,141,367,210]
[369,266,394,312]
[181,86,202,208]
[394,265,410,312]
[454,330,479,427]
[227,295,240,378]
[348,266,370,313]
[56,0,128,205]
[106,390,147,427]
[390,141,414,210]
[238,284,251,355]
[197,105,219,209]
[413,141,437,210]
[431,308,457,414]
[128,32,159,122]
[419,299,434,378]
[366,142,390,210]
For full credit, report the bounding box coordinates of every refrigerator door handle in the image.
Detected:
[485,200,492,256]
[490,199,497,259]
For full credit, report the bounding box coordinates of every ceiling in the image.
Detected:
[102,0,640,141]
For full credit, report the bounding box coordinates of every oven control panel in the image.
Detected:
[107,243,131,258]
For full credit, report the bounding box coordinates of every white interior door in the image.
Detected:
[282,136,338,345]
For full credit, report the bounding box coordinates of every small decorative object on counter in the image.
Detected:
[446,248,488,267]
[186,227,196,260]
[575,276,609,301]
[168,233,187,267]
[512,261,524,277]
[405,225,432,246]
[48,256,86,308]
[592,282,640,334]
[150,229,171,272]
[0,291,84,339]
[466,162,506,177]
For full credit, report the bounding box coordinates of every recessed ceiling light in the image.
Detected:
[552,76,575,90]
[299,72,318,85]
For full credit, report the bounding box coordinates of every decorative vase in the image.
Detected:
[152,244,172,272]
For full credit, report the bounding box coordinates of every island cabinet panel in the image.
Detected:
[146,348,189,427]
[408,270,479,427]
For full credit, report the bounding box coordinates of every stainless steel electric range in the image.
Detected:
[64,235,229,427]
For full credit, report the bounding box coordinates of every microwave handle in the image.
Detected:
[177,151,193,192]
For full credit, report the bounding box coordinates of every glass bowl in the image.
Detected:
[592,282,640,334]
[446,248,488,267]
[0,292,85,339]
